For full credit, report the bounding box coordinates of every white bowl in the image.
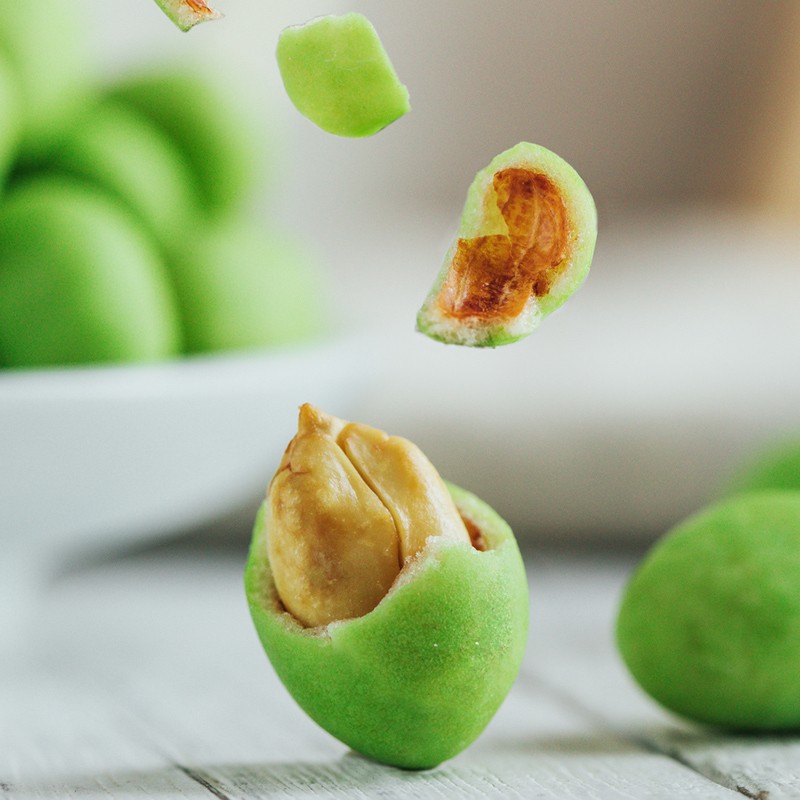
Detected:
[0,336,371,642]
[0,337,371,549]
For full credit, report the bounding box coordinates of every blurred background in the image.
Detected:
[2,0,800,586]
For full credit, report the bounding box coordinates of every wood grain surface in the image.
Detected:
[1,544,798,799]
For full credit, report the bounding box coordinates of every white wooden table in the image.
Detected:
[2,540,799,799]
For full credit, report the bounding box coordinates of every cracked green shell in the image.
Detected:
[245,482,528,769]
[617,491,800,729]
[417,142,596,347]
[152,0,221,32]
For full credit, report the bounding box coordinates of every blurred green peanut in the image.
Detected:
[723,438,800,497]
[43,100,201,250]
[166,218,325,354]
[0,0,89,159]
[107,71,263,216]
[0,177,181,367]
[617,492,800,730]
[0,53,20,191]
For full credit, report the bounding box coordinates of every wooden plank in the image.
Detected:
[100,651,742,800]
[0,667,209,798]
[8,548,746,799]
[529,551,800,800]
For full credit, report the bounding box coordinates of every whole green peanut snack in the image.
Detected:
[152,0,222,32]
[166,219,325,354]
[44,101,200,250]
[276,13,410,138]
[107,71,263,215]
[616,492,800,729]
[417,142,597,347]
[245,405,529,769]
[0,0,89,159]
[0,177,181,368]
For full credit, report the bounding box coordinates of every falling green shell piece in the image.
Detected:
[152,0,222,32]
[245,482,529,769]
[276,13,410,138]
[616,491,800,729]
[417,142,597,347]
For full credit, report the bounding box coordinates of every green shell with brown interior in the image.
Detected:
[245,482,529,769]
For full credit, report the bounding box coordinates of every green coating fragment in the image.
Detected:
[723,438,800,497]
[245,482,529,769]
[166,219,326,354]
[44,101,201,250]
[107,71,263,215]
[153,0,222,32]
[0,0,89,160]
[417,142,597,347]
[616,492,800,729]
[276,13,410,138]
[0,177,181,368]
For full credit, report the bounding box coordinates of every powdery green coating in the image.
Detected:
[245,482,529,769]
[616,492,800,730]
[276,13,410,138]
[166,219,325,354]
[153,0,222,32]
[0,177,181,368]
[723,438,800,497]
[417,142,597,347]
[44,101,200,250]
[0,0,89,160]
[107,71,263,215]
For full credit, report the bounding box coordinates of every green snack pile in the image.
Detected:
[245,408,528,769]
[0,6,326,370]
[106,71,263,216]
[0,54,20,186]
[167,219,325,354]
[276,13,410,138]
[417,142,596,347]
[0,0,89,161]
[616,491,800,729]
[0,177,181,367]
[45,100,200,250]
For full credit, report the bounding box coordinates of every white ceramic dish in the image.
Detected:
[0,336,372,645]
[0,336,371,551]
